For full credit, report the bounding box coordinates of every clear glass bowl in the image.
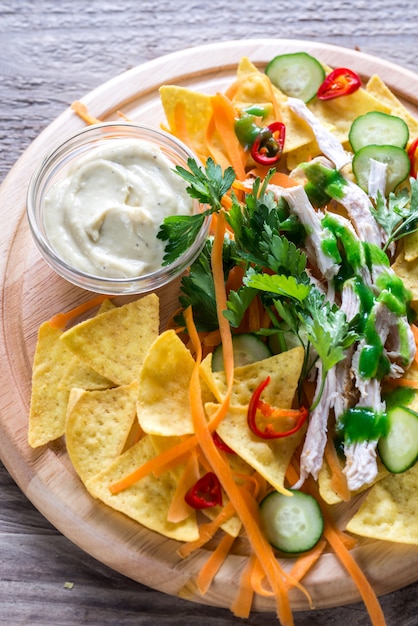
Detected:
[26,122,209,295]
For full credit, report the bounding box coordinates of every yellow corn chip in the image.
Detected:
[366,74,418,138]
[200,346,304,407]
[60,294,159,385]
[346,462,418,544]
[392,248,418,301]
[86,435,199,542]
[66,381,139,483]
[206,403,303,496]
[159,85,213,160]
[28,321,75,447]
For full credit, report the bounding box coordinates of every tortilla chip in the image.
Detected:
[200,346,304,407]
[159,85,213,159]
[28,321,75,447]
[137,330,195,436]
[86,435,199,542]
[58,298,116,391]
[60,294,159,386]
[66,381,139,483]
[346,462,418,544]
[318,457,389,505]
[366,74,418,138]
[391,248,418,301]
[206,403,303,496]
[308,88,391,146]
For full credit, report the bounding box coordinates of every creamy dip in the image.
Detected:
[44,138,194,278]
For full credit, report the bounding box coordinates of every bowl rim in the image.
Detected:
[26,121,210,294]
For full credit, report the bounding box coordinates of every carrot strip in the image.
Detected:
[250,555,275,597]
[49,295,115,329]
[231,553,257,619]
[167,450,200,523]
[305,477,386,625]
[70,101,102,125]
[185,304,308,626]
[283,540,327,592]
[196,532,236,595]
[386,377,418,389]
[264,74,283,122]
[173,101,190,146]
[324,433,351,502]
[206,116,233,172]
[177,501,236,558]
[210,93,247,181]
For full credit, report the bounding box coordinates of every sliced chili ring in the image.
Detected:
[408,137,418,177]
[317,67,362,101]
[251,121,286,166]
[184,472,223,509]
[247,376,308,439]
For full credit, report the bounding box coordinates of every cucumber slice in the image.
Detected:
[211,333,272,372]
[259,490,324,554]
[265,52,325,103]
[378,406,418,473]
[352,144,410,195]
[349,111,409,153]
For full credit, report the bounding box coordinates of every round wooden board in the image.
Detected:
[1,39,418,613]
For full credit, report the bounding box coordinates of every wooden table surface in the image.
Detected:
[1,1,418,624]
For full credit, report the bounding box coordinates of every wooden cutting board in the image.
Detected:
[1,39,418,613]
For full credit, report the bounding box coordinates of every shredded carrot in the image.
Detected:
[305,477,386,625]
[250,555,274,597]
[263,74,283,122]
[167,450,200,523]
[283,540,327,592]
[231,553,257,619]
[201,329,222,348]
[173,101,191,146]
[386,377,418,389]
[206,115,233,172]
[196,531,236,595]
[70,101,102,125]
[49,294,115,329]
[185,302,309,626]
[210,93,247,181]
[177,501,236,558]
[324,433,351,502]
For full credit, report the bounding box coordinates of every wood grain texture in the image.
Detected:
[1,2,418,625]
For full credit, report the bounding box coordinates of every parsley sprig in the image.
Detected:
[157,158,235,265]
[371,177,418,252]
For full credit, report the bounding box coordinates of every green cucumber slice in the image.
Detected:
[259,490,324,554]
[378,406,418,473]
[349,111,409,153]
[352,144,410,194]
[211,333,272,372]
[265,52,325,103]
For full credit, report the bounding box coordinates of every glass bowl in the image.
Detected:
[26,122,210,295]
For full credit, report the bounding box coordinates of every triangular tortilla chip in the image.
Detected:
[137,329,215,436]
[346,462,418,544]
[60,294,159,385]
[200,346,304,407]
[205,406,304,497]
[86,435,199,542]
[66,381,139,483]
[28,321,75,447]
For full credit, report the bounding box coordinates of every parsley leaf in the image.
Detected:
[244,271,310,302]
[371,178,418,251]
[157,158,235,265]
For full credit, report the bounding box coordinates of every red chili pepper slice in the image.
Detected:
[212,431,236,454]
[408,137,418,177]
[317,68,362,101]
[247,376,309,439]
[251,121,286,166]
[184,472,223,509]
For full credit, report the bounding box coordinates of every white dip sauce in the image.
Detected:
[44,138,193,278]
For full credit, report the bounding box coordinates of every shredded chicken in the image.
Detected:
[287,98,351,171]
